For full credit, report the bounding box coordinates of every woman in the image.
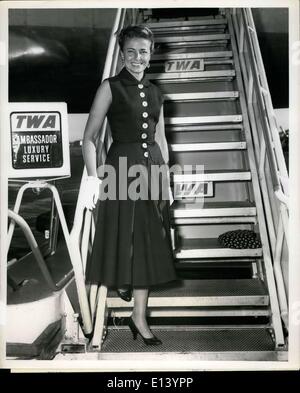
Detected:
[82,25,177,345]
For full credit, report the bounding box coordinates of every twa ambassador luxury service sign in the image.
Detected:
[8,102,70,179]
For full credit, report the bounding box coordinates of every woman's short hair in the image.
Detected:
[117,25,154,53]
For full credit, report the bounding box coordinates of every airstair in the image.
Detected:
[6,8,289,362]
[75,8,289,361]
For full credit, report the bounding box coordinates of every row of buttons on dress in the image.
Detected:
[138,83,149,158]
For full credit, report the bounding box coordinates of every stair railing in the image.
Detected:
[69,8,135,340]
[231,8,289,329]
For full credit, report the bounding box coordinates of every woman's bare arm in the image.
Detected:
[82,79,112,177]
[155,105,169,164]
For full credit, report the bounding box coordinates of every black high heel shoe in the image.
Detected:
[117,288,132,302]
[128,317,162,345]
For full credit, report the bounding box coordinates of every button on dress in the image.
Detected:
[85,67,177,288]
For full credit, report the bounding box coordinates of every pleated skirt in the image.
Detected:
[85,141,177,288]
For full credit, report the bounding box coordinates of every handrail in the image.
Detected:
[242,9,289,206]
[231,8,289,334]
[7,210,74,291]
[71,8,125,242]
[68,8,128,334]
[240,13,279,190]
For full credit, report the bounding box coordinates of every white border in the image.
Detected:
[0,0,299,372]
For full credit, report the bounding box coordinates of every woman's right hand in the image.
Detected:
[83,176,102,210]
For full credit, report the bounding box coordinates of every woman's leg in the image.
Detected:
[131,288,154,338]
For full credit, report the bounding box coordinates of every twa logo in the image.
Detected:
[11,112,60,132]
[165,59,204,73]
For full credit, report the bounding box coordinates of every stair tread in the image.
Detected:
[156,34,230,43]
[173,169,250,174]
[172,201,256,217]
[152,51,232,61]
[150,279,268,298]
[149,70,236,81]
[170,141,246,151]
[164,91,239,101]
[175,238,262,259]
[108,277,268,308]
[172,170,251,182]
[147,19,228,29]
[165,114,242,125]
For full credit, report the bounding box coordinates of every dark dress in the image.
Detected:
[85,67,177,288]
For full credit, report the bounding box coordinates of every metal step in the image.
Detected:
[107,279,269,308]
[99,328,283,360]
[172,170,252,183]
[164,91,239,102]
[147,19,228,29]
[151,50,232,61]
[176,238,263,259]
[111,308,270,318]
[173,216,258,225]
[166,124,244,132]
[155,34,230,44]
[149,70,235,82]
[172,201,256,219]
[165,114,242,125]
[170,141,246,152]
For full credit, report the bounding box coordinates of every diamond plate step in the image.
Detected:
[172,170,252,183]
[151,51,232,61]
[108,279,269,308]
[172,201,256,219]
[149,70,236,82]
[170,141,246,152]
[176,238,263,259]
[99,328,282,360]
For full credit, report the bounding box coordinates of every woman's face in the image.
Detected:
[122,37,152,79]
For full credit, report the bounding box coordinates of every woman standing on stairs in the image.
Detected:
[82,25,177,345]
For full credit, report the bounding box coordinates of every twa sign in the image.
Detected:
[9,103,70,179]
[165,59,204,73]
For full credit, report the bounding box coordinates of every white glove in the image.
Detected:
[83,176,102,210]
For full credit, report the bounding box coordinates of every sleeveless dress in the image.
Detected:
[85,67,177,288]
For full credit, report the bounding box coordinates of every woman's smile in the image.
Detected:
[122,37,151,80]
